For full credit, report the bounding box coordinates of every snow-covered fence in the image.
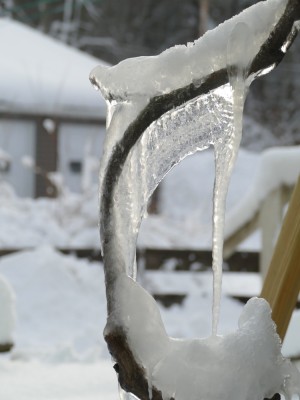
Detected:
[224,146,300,277]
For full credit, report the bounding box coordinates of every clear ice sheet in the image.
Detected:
[101,21,254,335]
[109,84,233,281]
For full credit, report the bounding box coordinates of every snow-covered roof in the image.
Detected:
[0,18,106,118]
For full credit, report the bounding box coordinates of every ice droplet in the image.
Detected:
[119,385,139,400]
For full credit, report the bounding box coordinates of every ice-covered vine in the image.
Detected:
[91,0,300,399]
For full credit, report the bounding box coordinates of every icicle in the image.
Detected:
[119,384,139,400]
[118,384,128,399]
[211,22,254,336]
[147,371,153,400]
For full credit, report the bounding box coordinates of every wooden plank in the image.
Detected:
[224,185,293,265]
[0,343,13,353]
[0,248,260,272]
[0,112,105,125]
[141,248,259,272]
[261,177,300,340]
[259,187,283,278]
[223,212,259,259]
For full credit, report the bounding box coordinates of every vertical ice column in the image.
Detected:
[211,22,254,336]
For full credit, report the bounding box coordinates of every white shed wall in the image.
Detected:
[0,120,35,197]
[58,123,105,193]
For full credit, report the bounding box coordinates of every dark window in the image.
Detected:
[69,161,82,174]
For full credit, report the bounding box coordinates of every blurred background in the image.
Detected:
[0,1,299,399]
[0,0,299,199]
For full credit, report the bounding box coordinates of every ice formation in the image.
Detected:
[91,0,300,398]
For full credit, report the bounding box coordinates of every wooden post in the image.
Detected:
[259,187,283,279]
[224,213,259,259]
[261,176,300,340]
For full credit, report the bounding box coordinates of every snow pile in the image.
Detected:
[0,247,248,360]
[112,275,300,400]
[0,273,15,345]
[0,246,106,356]
[0,247,117,399]
[0,185,99,248]
[0,248,299,357]
[0,247,299,399]
[0,360,118,400]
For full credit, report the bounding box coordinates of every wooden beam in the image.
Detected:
[261,176,300,340]
[223,212,259,259]
[259,187,284,278]
[0,111,105,125]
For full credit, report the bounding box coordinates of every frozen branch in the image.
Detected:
[99,0,300,241]
[94,1,300,399]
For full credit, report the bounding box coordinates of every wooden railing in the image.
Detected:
[261,177,300,340]
[224,184,294,277]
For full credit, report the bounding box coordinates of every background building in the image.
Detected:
[0,18,106,197]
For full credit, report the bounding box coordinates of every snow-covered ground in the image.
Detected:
[0,148,261,250]
[0,247,299,398]
[1,146,299,251]
[1,144,300,398]
[1,146,299,398]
